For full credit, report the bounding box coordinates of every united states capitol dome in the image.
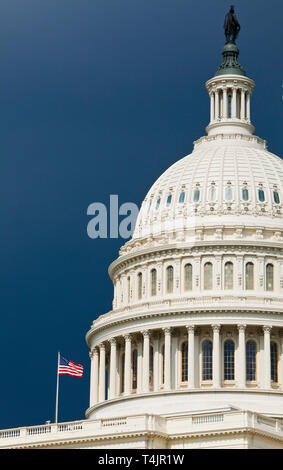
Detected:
[122,40,283,253]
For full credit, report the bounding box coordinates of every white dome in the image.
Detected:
[133,136,283,241]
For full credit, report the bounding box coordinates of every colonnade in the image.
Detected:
[209,86,251,122]
[89,323,281,408]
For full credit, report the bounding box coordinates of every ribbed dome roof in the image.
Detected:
[133,136,283,240]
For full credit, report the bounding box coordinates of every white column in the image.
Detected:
[263,326,272,389]
[153,335,159,392]
[142,330,150,393]
[163,327,172,391]
[223,88,228,119]
[215,90,219,119]
[210,92,215,122]
[237,324,246,388]
[212,324,221,388]
[187,325,195,389]
[232,87,237,118]
[98,343,106,402]
[137,340,143,394]
[124,334,132,395]
[89,347,99,407]
[241,89,246,120]
[246,93,251,121]
[109,338,117,399]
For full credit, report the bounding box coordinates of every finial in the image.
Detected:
[224,5,241,44]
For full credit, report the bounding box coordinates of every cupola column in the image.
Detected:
[163,327,172,391]
[98,343,106,402]
[210,92,215,122]
[212,324,221,387]
[223,87,228,118]
[237,324,246,388]
[263,326,272,389]
[109,338,117,399]
[246,93,251,122]
[187,325,195,389]
[241,89,246,120]
[124,334,132,395]
[89,347,99,406]
[142,330,150,393]
[215,90,219,119]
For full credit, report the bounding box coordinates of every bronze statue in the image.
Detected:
[224,5,240,44]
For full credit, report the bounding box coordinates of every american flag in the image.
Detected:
[58,355,83,377]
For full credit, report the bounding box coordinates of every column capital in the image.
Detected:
[142,329,150,339]
[109,337,117,346]
[237,324,247,332]
[186,325,195,333]
[162,327,172,335]
[263,325,272,334]
[99,342,105,351]
[89,346,99,359]
[212,324,221,333]
[123,333,132,343]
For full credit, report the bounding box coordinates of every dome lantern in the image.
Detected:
[205,6,255,137]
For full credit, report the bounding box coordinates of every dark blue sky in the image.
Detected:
[0,0,282,429]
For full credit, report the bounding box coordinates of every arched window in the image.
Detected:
[193,189,200,202]
[224,262,233,290]
[155,197,161,210]
[271,341,278,383]
[202,340,213,381]
[224,340,235,380]
[166,194,172,207]
[258,189,265,202]
[132,349,138,390]
[273,191,280,204]
[245,262,254,290]
[184,264,193,291]
[179,191,185,204]
[137,272,142,299]
[166,266,174,293]
[266,264,274,291]
[147,200,152,214]
[246,340,257,381]
[151,269,157,296]
[204,262,213,290]
[181,341,188,382]
[242,188,249,201]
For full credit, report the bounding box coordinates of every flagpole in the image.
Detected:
[55,351,60,423]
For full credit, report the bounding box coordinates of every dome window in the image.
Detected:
[273,191,280,204]
[208,184,216,202]
[178,191,185,204]
[225,187,233,201]
[242,188,249,201]
[166,194,172,207]
[193,189,200,202]
[258,189,265,202]
[147,200,152,214]
[155,198,161,210]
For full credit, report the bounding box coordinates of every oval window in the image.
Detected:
[193,189,200,202]
[258,189,265,202]
[242,188,249,201]
[273,191,280,204]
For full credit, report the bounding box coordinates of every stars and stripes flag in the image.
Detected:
[58,354,84,377]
